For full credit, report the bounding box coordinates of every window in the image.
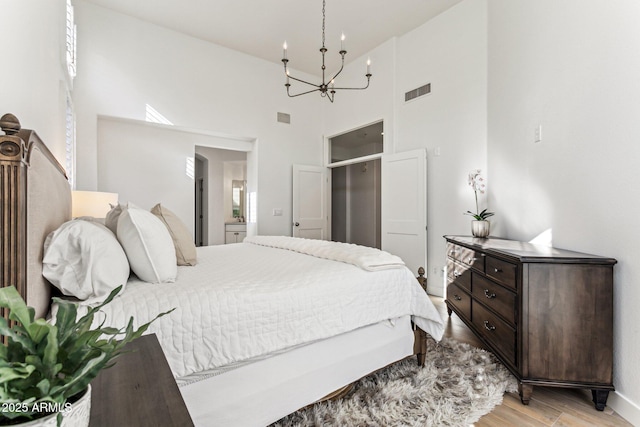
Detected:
[66,0,77,81]
[65,96,75,188]
[329,121,383,164]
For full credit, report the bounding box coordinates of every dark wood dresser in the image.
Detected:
[444,235,616,410]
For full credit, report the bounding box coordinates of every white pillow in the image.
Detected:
[117,204,177,283]
[42,219,130,301]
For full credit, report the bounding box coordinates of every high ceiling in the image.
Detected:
[83,0,464,76]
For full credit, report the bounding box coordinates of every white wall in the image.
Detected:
[487,1,640,422]
[0,0,69,164]
[396,0,488,293]
[324,0,488,295]
[97,117,198,234]
[323,39,396,147]
[73,1,323,237]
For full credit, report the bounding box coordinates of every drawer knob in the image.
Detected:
[494,268,503,273]
[484,289,496,299]
[483,320,496,331]
[453,294,462,301]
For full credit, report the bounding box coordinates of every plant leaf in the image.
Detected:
[54,300,78,347]
[0,364,35,384]
[42,324,59,377]
[70,285,123,327]
[2,284,174,411]
[0,286,33,328]
[0,316,36,354]
[36,378,51,395]
[51,352,109,398]
[27,318,51,345]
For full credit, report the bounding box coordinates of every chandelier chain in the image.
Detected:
[322,0,326,48]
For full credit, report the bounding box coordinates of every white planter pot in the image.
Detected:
[471,220,490,238]
[13,386,91,427]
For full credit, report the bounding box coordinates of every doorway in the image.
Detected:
[325,120,427,277]
[331,159,381,248]
[328,120,383,249]
[195,146,247,245]
[194,154,208,246]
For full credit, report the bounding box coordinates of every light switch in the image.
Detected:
[535,125,542,143]
[273,208,283,216]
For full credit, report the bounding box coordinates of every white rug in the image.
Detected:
[272,337,518,426]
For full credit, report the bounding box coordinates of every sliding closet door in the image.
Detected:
[381,149,427,276]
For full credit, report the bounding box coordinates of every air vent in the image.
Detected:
[277,112,291,124]
[405,83,431,102]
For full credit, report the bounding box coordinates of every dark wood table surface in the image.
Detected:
[90,334,194,426]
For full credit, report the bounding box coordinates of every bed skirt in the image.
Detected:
[180,315,415,427]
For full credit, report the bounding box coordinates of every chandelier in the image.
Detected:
[281,0,372,103]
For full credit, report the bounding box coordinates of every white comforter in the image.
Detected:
[80,239,444,380]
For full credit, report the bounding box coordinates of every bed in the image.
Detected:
[0,114,444,426]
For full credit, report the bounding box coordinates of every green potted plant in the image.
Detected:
[0,285,172,427]
[464,169,494,238]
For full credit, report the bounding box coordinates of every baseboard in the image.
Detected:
[608,390,640,425]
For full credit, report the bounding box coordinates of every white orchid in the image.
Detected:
[465,169,494,220]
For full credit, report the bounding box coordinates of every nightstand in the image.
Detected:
[90,334,193,426]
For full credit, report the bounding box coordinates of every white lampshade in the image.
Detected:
[72,191,119,218]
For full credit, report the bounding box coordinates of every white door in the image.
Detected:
[292,165,328,239]
[381,149,427,276]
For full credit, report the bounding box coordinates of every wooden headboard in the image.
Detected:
[0,113,71,321]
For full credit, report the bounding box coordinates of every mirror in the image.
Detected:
[232,180,246,220]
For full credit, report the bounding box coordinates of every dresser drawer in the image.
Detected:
[446,242,460,259]
[447,243,484,272]
[486,256,517,289]
[447,259,471,291]
[472,274,517,325]
[446,283,471,320]
[472,301,517,365]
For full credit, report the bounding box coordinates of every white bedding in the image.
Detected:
[244,235,406,271]
[76,239,444,380]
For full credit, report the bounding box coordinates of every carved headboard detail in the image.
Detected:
[0,113,71,325]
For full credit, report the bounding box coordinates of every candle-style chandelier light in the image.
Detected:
[281,0,372,103]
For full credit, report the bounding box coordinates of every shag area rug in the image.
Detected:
[271,337,517,427]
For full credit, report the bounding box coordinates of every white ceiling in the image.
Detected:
[83,0,464,76]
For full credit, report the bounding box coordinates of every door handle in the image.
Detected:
[294,222,300,227]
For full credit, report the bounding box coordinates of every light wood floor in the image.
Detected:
[429,296,632,427]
